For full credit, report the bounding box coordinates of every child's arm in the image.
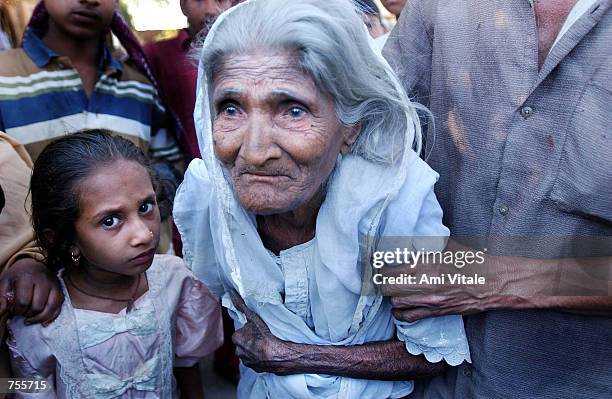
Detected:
[173,364,204,399]
[167,255,223,398]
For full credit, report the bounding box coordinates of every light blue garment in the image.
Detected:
[173,1,471,397]
[175,152,471,399]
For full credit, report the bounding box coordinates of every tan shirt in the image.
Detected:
[0,132,41,270]
[0,132,43,382]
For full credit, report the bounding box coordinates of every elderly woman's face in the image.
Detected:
[212,51,357,215]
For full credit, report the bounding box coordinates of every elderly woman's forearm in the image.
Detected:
[273,340,446,380]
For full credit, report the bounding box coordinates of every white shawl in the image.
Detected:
[174,1,470,397]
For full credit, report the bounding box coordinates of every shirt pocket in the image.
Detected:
[548,74,612,224]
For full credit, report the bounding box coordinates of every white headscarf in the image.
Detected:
[174,1,470,397]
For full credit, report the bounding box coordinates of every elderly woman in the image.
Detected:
[174,0,470,397]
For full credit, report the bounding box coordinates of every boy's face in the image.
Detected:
[181,0,232,36]
[380,0,406,18]
[44,0,118,40]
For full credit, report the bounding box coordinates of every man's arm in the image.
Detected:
[389,239,612,321]
[0,258,63,325]
[230,292,446,380]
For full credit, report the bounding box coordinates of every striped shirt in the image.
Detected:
[0,29,181,162]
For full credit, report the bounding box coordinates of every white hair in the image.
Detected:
[200,0,423,164]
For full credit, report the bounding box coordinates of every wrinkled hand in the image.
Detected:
[386,239,549,322]
[390,292,535,322]
[230,290,294,375]
[0,258,63,326]
[390,291,496,322]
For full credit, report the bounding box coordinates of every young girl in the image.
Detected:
[7,131,223,398]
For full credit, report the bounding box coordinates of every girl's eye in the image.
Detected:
[139,202,154,214]
[102,216,119,228]
[288,106,306,118]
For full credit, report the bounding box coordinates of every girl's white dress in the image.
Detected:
[7,255,223,398]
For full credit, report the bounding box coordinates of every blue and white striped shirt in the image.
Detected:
[0,29,181,162]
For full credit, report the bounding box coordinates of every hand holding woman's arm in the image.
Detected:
[388,239,612,322]
[230,291,446,380]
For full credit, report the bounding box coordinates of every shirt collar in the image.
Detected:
[22,28,122,75]
[22,28,56,68]
[100,44,123,75]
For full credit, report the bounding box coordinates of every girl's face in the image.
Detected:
[72,160,160,276]
[44,0,118,40]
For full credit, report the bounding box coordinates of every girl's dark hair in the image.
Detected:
[30,130,157,272]
[0,184,5,215]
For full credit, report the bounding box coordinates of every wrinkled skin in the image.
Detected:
[230,291,292,375]
[212,51,358,216]
[230,290,446,380]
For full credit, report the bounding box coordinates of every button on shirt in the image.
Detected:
[268,240,315,329]
[384,0,612,398]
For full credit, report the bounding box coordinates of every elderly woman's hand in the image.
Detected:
[230,291,448,380]
[230,290,296,375]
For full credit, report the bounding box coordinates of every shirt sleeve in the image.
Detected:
[170,259,224,367]
[389,190,471,366]
[0,133,44,272]
[382,0,434,108]
[394,315,471,367]
[380,156,471,366]
[7,318,57,398]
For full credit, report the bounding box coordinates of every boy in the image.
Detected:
[0,0,180,163]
